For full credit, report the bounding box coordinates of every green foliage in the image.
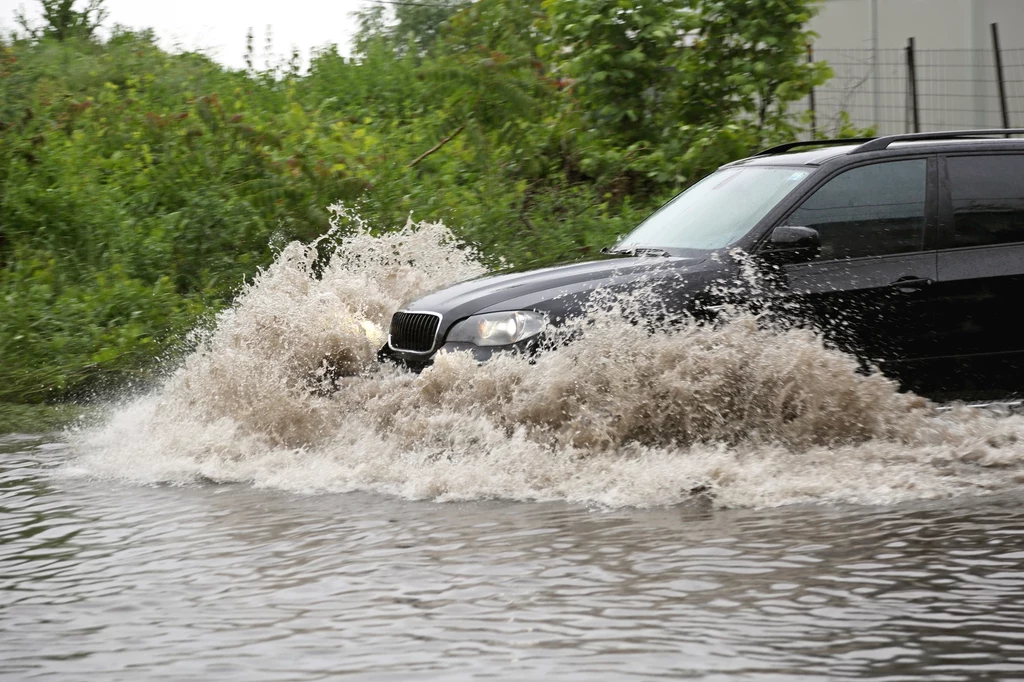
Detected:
[542,0,681,140]
[541,0,830,186]
[0,402,88,434]
[354,0,471,59]
[1,0,834,405]
[675,0,831,131]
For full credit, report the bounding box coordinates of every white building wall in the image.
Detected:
[802,0,1024,134]
[810,0,1024,50]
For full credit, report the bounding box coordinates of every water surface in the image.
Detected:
[9,216,1024,680]
[4,434,1024,681]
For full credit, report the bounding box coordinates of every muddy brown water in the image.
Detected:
[4,433,1024,681]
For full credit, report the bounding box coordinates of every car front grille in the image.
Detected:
[388,312,440,353]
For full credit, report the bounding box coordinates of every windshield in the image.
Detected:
[615,166,811,253]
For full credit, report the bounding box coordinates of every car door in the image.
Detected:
[766,157,941,392]
[930,153,1024,399]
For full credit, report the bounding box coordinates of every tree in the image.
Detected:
[674,0,830,133]
[16,0,108,42]
[542,0,827,137]
[354,0,471,59]
[541,0,683,142]
[538,0,830,186]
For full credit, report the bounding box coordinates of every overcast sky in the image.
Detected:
[0,0,371,69]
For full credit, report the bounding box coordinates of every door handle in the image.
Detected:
[889,276,933,293]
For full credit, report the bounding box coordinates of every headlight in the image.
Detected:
[446,311,547,347]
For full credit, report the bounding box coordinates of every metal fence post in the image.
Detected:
[870,0,880,131]
[807,44,817,138]
[906,37,920,133]
[991,23,1011,130]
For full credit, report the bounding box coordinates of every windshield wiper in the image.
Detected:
[601,246,672,257]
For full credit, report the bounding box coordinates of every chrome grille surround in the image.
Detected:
[387,311,443,354]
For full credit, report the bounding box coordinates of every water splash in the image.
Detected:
[68,208,1024,508]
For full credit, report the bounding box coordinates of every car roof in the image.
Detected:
[732,145,861,166]
[729,131,1024,168]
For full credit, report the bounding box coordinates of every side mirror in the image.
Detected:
[760,225,821,264]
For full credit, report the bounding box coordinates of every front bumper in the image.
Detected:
[378,339,535,371]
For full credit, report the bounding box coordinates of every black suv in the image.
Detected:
[381,130,1024,400]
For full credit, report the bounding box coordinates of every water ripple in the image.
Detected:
[3,439,1024,680]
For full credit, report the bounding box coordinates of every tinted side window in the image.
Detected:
[785,160,927,260]
[948,155,1024,248]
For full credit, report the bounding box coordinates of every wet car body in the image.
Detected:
[380,254,715,356]
[381,130,1024,401]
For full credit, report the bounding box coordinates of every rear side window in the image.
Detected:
[947,155,1024,248]
[784,159,927,260]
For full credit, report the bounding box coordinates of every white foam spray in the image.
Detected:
[67,208,1024,508]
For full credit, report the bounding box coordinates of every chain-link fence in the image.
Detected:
[792,33,1024,137]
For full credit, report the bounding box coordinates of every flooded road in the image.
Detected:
[4,433,1024,681]
[7,219,1024,679]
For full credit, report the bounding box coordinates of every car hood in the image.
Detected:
[404,254,714,326]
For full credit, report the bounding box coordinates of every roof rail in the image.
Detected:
[852,129,1024,154]
[754,138,876,157]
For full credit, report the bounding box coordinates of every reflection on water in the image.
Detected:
[4,434,1024,681]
